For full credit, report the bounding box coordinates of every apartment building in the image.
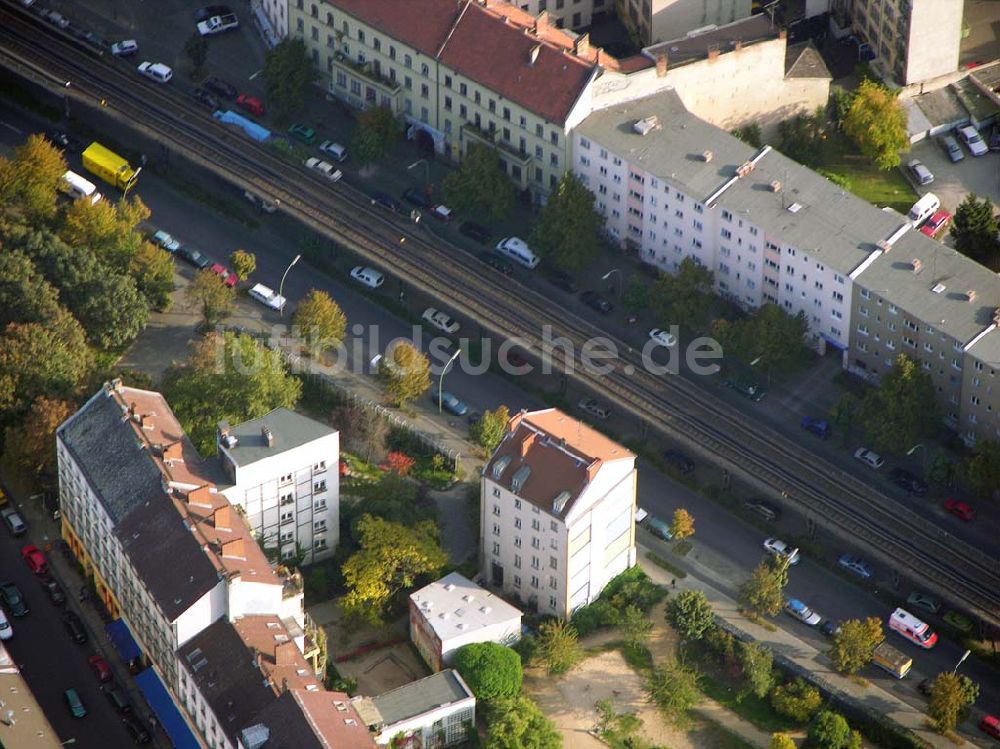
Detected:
[617,0,751,46]
[217,409,339,565]
[240,689,377,749]
[848,0,962,85]
[251,0,286,46]
[289,0,601,202]
[510,0,610,31]
[481,408,637,619]
[409,572,522,671]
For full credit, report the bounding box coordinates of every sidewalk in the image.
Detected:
[636,544,953,749]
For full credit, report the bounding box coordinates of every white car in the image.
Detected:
[350,266,384,289]
[304,157,342,182]
[577,397,611,420]
[648,328,677,347]
[422,307,460,334]
[111,39,138,57]
[0,610,11,640]
[957,125,988,157]
[319,140,347,162]
[853,447,884,470]
[763,538,800,565]
[137,61,173,84]
[785,599,822,626]
[248,283,286,312]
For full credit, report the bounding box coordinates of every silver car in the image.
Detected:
[939,135,964,163]
[906,159,933,185]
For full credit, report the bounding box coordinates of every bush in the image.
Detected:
[771,678,823,723]
[704,626,736,666]
[808,710,857,749]
[452,643,523,702]
[324,661,358,695]
[572,566,665,636]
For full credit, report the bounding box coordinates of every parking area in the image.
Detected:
[902,135,999,216]
[960,0,1000,67]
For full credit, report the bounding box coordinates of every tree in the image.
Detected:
[651,257,714,332]
[647,657,701,724]
[471,405,510,453]
[829,393,857,447]
[162,331,302,454]
[860,354,938,454]
[186,268,236,328]
[770,733,797,749]
[596,698,645,747]
[230,249,257,281]
[382,451,415,476]
[442,143,515,221]
[0,134,67,221]
[669,508,695,540]
[738,558,788,617]
[808,711,854,749]
[4,396,75,480]
[842,80,908,170]
[738,641,775,700]
[341,515,447,624]
[263,38,317,123]
[184,33,208,79]
[711,304,808,375]
[293,289,347,351]
[529,172,603,271]
[378,341,431,407]
[965,439,1000,500]
[949,194,998,266]
[60,195,150,271]
[620,604,653,649]
[533,620,582,675]
[828,617,883,675]
[485,696,562,749]
[332,403,389,464]
[130,241,175,311]
[0,250,63,327]
[667,589,715,641]
[351,106,400,165]
[928,672,978,733]
[732,123,763,148]
[452,642,523,702]
[771,679,822,723]
[778,109,827,168]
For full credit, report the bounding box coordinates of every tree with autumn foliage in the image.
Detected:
[293,289,347,351]
[383,451,415,476]
[669,508,695,540]
[0,133,67,221]
[230,249,257,282]
[4,396,75,481]
[378,341,431,407]
[842,79,908,170]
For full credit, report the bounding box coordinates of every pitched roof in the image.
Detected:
[292,689,376,749]
[221,408,336,468]
[370,670,474,727]
[239,692,325,749]
[784,41,832,79]
[232,615,322,694]
[324,0,459,58]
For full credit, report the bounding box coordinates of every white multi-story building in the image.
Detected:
[251,0,286,46]
[409,572,522,671]
[481,408,637,619]
[218,409,339,564]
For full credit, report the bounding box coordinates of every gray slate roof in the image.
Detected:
[224,408,335,467]
[239,692,323,749]
[645,15,778,67]
[371,670,473,726]
[784,41,831,79]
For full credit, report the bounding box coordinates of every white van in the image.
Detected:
[495,237,539,269]
[60,170,103,204]
[350,266,384,289]
[248,283,286,311]
[137,61,173,84]
[319,140,348,162]
[907,193,940,227]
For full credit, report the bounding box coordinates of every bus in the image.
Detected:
[888,608,938,649]
[59,170,103,204]
[81,142,140,191]
[872,642,912,679]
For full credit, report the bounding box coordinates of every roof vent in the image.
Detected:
[511,465,531,494]
[444,583,456,592]
[702,150,714,162]
[492,455,512,480]
[552,490,571,514]
[439,612,450,620]
[262,426,274,447]
[787,202,802,213]
[770,180,782,193]
[966,289,976,302]
[529,44,541,65]
[480,605,492,614]
[876,239,892,253]
[223,434,238,449]
[911,258,922,273]
[632,115,660,136]
[932,282,946,294]
[240,724,270,749]
[463,594,475,603]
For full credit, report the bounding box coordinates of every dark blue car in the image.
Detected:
[800,416,831,439]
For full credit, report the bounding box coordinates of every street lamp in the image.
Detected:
[906,443,928,480]
[407,159,430,188]
[438,347,462,414]
[601,269,622,298]
[953,648,971,674]
[278,254,301,318]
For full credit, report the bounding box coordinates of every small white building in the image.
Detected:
[409,572,522,671]
[217,409,340,564]
[353,670,476,748]
[481,408,638,619]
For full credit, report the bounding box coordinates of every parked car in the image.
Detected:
[644,515,674,541]
[763,538,800,565]
[45,129,77,151]
[402,188,433,209]
[288,123,317,144]
[431,204,454,223]
[853,447,884,470]
[151,229,180,253]
[88,655,112,684]
[477,252,513,275]
[318,140,348,161]
[110,39,138,57]
[422,307,460,334]
[61,610,88,644]
[581,290,613,315]
[136,61,172,84]
[920,210,951,238]
[837,554,874,580]
[304,157,342,182]
[800,416,831,439]
[103,684,132,714]
[743,499,780,522]
[988,124,1000,152]
[203,76,237,99]
[943,610,973,633]
[820,619,842,637]
[906,591,941,615]
[0,582,28,617]
[44,9,71,28]
[177,246,210,269]
[122,714,152,744]
[188,86,220,110]
[979,716,1000,741]
[1,506,26,536]
[938,134,964,162]
[957,125,988,156]
[546,270,578,293]
[21,544,48,575]
[785,599,822,626]
[648,328,677,347]
[889,467,927,496]
[0,610,11,640]
[943,497,974,521]
[431,391,468,416]
[195,4,232,22]
[64,688,87,718]
[577,397,611,420]
[349,266,385,289]
[906,159,933,185]
[460,221,491,244]
[235,93,264,117]
[727,379,765,402]
[209,263,237,287]
[371,190,402,213]
[248,283,286,312]
[663,449,694,474]
[41,576,66,605]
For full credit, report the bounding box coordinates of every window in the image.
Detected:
[514,536,522,548]
[530,575,540,589]
[493,542,501,555]
[550,556,558,569]
[549,595,558,609]
[514,517,522,529]
[550,520,558,532]
[493,504,501,516]
[420,83,429,98]
[493,487,501,498]
[514,554,522,569]
[421,63,429,76]
[531,518,540,531]
[514,575,521,588]
[404,54,412,68]
[444,96,452,111]
[280,473,293,484]
[280,493,294,506]
[492,523,500,536]
[514,499,522,509]
[532,536,540,549]
[280,510,294,523]
[531,556,539,569]
[280,530,294,543]
[313,519,326,531]
[549,576,558,589]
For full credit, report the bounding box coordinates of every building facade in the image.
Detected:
[218,409,340,564]
[481,409,638,619]
[617,0,751,46]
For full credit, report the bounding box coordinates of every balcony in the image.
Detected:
[461,123,532,167]
[333,52,400,95]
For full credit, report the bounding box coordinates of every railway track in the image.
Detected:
[2,5,997,624]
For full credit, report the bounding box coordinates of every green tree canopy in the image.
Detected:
[808,711,855,749]
[928,672,978,733]
[828,617,883,675]
[293,289,347,350]
[533,620,582,676]
[965,439,1000,500]
[648,657,701,724]
[620,604,653,649]
[452,642,523,702]
[130,240,175,311]
[711,304,808,374]
[667,589,715,641]
[3,395,75,481]
[60,195,150,271]
[651,257,715,332]
[442,143,514,221]
[738,640,775,700]
[162,331,302,454]
[770,733,797,749]
[341,515,448,624]
[332,402,389,464]
[949,194,998,266]
[186,268,236,328]
[739,557,788,617]
[351,106,400,165]
[842,80,908,170]
[185,33,208,79]
[771,679,822,723]
[777,109,827,168]
[471,405,510,453]
[263,38,318,123]
[378,341,431,407]
[230,249,257,281]
[485,696,562,749]
[0,250,63,327]
[0,133,67,221]
[529,172,603,271]
[860,354,938,454]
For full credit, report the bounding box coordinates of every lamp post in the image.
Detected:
[906,443,928,480]
[601,269,622,298]
[407,159,430,190]
[278,254,301,318]
[438,347,462,414]
[953,649,971,674]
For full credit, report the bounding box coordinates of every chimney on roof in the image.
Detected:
[262,425,274,447]
[110,378,124,393]
[534,10,549,35]
[187,485,214,508]
[911,258,923,273]
[222,538,245,559]
[218,421,230,440]
[586,459,601,483]
[129,402,137,420]
[655,53,667,77]
[508,410,525,434]
[139,413,154,430]
[778,29,787,40]
[275,640,298,666]
[520,431,537,458]
[733,39,743,52]
[529,43,542,65]
[707,46,720,61]
[966,289,977,303]
[574,32,590,58]
[213,505,232,530]
[770,180,782,193]
[163,441,183,463]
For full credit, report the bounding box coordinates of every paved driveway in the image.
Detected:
[903,138,1000,217]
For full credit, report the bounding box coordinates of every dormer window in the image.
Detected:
[510,465,531,494]
[492,455,512,480]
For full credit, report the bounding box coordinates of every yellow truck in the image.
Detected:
[872,642,912,679]
[81,142,139,191]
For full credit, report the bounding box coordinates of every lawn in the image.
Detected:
[817,133,916,214]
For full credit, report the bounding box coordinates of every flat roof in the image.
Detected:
[410,572,522,641]
[223,408,336,467]
[645,15,779,67]
[371,670,473,726]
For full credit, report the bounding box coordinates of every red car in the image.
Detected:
[88,655,112,683]
[919,210,951,238]
[21,544,49,575]
[944,498,974,521]
[981,716,1000,741]
[236,93,264,117]
[210,263,237,288]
